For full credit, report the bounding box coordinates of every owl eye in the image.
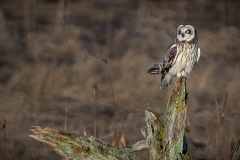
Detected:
[178,30,182,34]
[185,30,191,34]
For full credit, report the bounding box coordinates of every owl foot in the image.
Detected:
[177,71,186,78]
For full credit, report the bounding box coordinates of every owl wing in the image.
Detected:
[161,43,179,74]
[196,48,201,63]
[147,43,179,89]
[147,43,179,76]
[158,43,179,89]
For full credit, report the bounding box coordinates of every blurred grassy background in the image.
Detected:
[0,0,240,159]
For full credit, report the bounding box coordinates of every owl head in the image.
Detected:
[176,24,197,42]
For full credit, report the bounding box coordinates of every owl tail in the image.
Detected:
[160,74,175,89]
[147,63,161,75]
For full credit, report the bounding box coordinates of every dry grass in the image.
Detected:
[0,0,240,159]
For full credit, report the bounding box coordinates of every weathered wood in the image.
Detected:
[164,77,189,159]
[29,77,189,159]
[30,126,139,160]
[141,77,189,160]
[232,137,240,160]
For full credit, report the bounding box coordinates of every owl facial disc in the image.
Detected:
[177,24,195,42]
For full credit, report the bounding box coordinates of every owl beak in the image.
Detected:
[181,33,185,37]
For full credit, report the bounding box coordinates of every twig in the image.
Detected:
[102,12,116,111]
[220,91,228,125]
[232,137,240,160]
[24,0,32,46]
[1,118,7,160]
[216,91,229,158]
[214,98,220,158]
[93,85,98,137]
[64,107,68,160]
[102,59,116,111]
[64,107,68,131]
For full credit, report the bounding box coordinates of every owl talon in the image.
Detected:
[177,71,186,78]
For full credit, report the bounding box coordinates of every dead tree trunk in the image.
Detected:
[232,137,240,160]
[29,77,189,159]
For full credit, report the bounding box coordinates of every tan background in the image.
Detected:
[0,0,240,159]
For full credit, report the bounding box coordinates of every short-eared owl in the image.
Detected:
[147,24,200,89]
